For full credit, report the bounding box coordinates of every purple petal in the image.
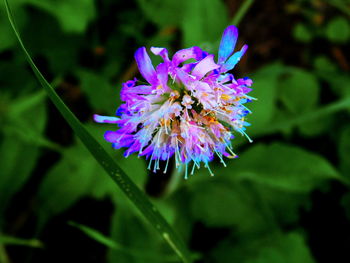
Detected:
[104,131,132,143]
[181,63,197,73]
[124,140,142,157]
[140,144,154,158]
[175,68,195,88]
[191,54,220,79]
[151,47,170,62]
[134,47,158,86]
[121,84,153,101]
[172,46,207,66]
[93,114,120,124]
[237,77,253,87]
[155,63,169,88]
[116,104,128,116]
[218,25,238,65]
[218,73,234,83]
[221,44,248,72]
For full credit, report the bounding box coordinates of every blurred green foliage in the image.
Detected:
[1,0,350,263]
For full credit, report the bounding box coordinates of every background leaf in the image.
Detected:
[212,232,315,263]
[230,143,340,192]
[325,16,350,43]
[37,138,147,222]
[77,70,118,113]
[279,68,320,115]
[136,0,185,27]
[181,0,228,47]
[26,0,95,33]
[0,98,46,222]
[248,63,283,133]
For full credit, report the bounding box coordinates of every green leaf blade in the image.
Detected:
[3,0,191,262]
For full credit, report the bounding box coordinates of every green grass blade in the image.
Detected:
[4,1,191,262]
[0,234,43,248]
[68,221,179,261]
[230,0,254,26]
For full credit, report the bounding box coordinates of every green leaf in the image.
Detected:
[136,0,185,27]
[293,23,312,43]
[230,143,341,192]
[4,1,191,261]
[109,206,167,263]
[248,63,284,133]
[38,142,104,218]
[279,68,319,115]
[0,98,46,221]
[278,67,332,136]
[339,125,350,177]
[182,0,228,47]
[256,97,350,136]
[254,187,311,226]
[20,13,82,74]
[313,56,337,73]
[0,2,27,51]
[329,73,350,98]
[246,233,315,263]
[37,140,147,219]
[297,114,331,137]
[77,70,118,112]
[190,180,266,231]
[230,0,254,26]
[0,135,41,219]
[212,232,315,263]
[69,221,178,262]
[325,16,350,43]
[69,221,119,249]
[0,234,43,248]
[26,0,96,33]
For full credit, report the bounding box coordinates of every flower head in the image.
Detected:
[94,25,254,178]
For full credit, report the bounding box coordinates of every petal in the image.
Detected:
[93,114,120,124]
[134,47,158,86]
[181,63,197,73]
[116,104,128,116]
[104,131,133,144]
[139,144,154,158]
[191,54,220,79]
[172,46,207,66]
[237,77,253,86]
[218,25,238,64]
[221,44,248,72]
[124,140,142,157]
[175,68,196,87]
[151,47,170,62]
[155,63,169,89]
[218,73,234,83]
[121,84,153,101]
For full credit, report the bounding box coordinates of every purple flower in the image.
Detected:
[94,25,254,178]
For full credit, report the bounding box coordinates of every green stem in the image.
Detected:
[255,97,350,136]
[0,244,10,263]
[165,163,185,196]
[167,0,256,190]
[230,0,255,26]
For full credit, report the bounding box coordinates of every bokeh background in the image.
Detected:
[1,0,350,262]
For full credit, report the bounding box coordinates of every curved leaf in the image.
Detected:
[3,0,191,262]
